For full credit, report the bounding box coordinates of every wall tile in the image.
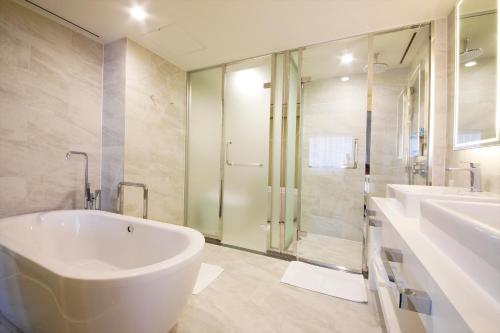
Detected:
[0,0,102,217]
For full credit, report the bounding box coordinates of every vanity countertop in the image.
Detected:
[371,197,500,333]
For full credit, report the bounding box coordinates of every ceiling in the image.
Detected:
[302,25,430,81]
[15,0,455,71]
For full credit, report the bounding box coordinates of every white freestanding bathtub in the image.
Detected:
[0,210,204,333]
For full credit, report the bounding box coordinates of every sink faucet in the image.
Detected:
[446,162,482,192]
[66,151,100,209]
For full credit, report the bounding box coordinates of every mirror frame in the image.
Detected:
[453,0,500,150]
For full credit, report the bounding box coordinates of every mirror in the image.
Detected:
[454,0,499,149]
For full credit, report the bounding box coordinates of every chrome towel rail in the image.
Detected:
[342,138,359,169]
[381,247,432,315]
[117,182,148,219]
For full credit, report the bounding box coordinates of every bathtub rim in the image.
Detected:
[0,210,205,281]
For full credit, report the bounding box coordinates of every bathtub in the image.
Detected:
[0,210,204,333]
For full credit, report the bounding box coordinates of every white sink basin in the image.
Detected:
[421,199,500,303]
[386,184,500,218]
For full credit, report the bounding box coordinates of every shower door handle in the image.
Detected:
[342,138,359,169]
[225,141,264,167]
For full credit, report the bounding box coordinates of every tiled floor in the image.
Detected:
[171,244,381,333]
[0,244,381,333]
[288,233,363,272]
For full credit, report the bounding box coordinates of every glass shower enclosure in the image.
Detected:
[186,24,431,272]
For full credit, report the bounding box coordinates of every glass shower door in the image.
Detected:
[297,36,368,272]
[222,56,272,252]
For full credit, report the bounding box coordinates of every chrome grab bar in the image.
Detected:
[117,182,148,219]
[225,141,263,167]
[342,138,358,169]
[381,247,432,315]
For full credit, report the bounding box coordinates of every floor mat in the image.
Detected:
[192,263,224,295]
[281,261,367,303]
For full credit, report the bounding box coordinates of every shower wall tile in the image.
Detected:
[370,68,410,198]
[123,40,186,224]
[0,0,102,218]
[430,19,448,186]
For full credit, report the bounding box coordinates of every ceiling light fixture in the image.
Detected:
[130,6,147,20]
[464,60,477,68]
[341,76,350,82]
[341,54,354,64]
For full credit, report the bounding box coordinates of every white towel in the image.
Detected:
[192,263,224,295]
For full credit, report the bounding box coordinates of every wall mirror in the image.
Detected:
[454,0,499,149]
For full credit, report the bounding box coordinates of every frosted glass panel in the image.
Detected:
[223,56,271,252]
[187,68,222,237]
[271,54,284,250]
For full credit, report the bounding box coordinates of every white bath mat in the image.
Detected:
[281,261,367,303]
[192,263,224,295]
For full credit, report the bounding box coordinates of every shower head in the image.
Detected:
[460,38,483,63]
[460,48,483,63]
[363,53,388,74]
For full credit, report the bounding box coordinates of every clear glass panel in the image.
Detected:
[222,56,272,252]
[186,67,223,237]
[370,24,430,192]
[284,51,300,249]
[297,36,368,271]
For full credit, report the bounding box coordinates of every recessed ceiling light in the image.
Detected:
[341,54,354,64]
[130,6,147,20]
[464,61,477,67]
[341,76,350,82]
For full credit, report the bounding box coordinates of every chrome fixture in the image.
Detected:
[381,247,432,315]
[66,151,101,209]
[117,182,149,219]
[342,138,359,169]
[225,141,264,167]
[410,160,427,176]
[446,162,482,192]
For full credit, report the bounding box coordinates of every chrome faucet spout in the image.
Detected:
[446,162,481,192]
[66,151,91,209]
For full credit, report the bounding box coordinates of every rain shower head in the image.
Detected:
[363,53,388,74]
[460,38,483,63]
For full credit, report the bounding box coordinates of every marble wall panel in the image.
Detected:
[123,40,186,224]
[370,68,409,198]
[101,39,126,211]
[0,0,102,217]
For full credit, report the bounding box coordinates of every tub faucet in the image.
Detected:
[446,162,482,192]
[66,151,100,209]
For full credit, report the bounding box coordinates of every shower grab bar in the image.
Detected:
[225,141,263,167]
[117,181,148,219]
[381,247,432,315]
[342,138,359,169]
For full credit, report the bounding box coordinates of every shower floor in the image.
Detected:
[288,233,363,272]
